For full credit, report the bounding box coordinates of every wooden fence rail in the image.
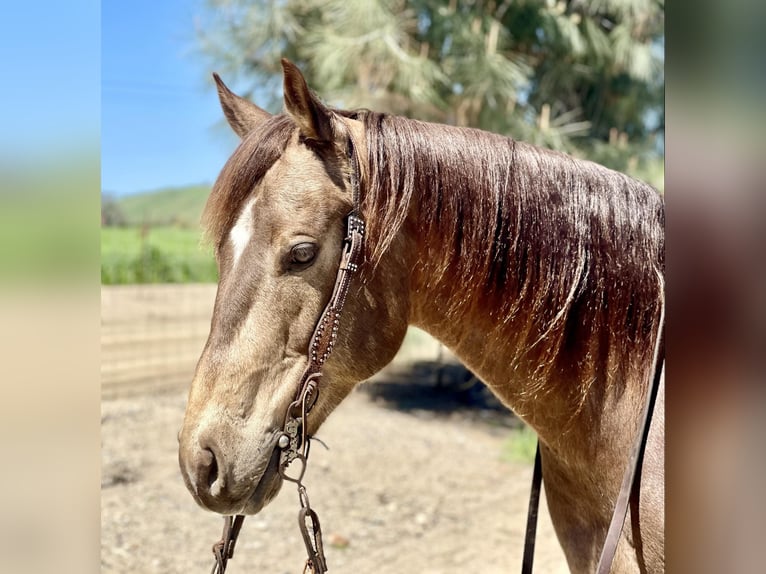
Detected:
[101,284,217,399]
[101,284,448,400]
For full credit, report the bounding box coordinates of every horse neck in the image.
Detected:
[380,125,663,454]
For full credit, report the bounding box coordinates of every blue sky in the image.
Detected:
[102,0,240,196]
[1,1,99,163]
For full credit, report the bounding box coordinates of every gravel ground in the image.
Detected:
[101,366,569,574]
[101,285,569,573]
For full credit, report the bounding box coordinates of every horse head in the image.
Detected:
[178,60,410,515]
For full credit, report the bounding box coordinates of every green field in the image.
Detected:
[101,226,217,284]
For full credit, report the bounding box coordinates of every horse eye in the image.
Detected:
[290,242,317,267]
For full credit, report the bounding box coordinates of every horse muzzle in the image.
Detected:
[178,427,284,515]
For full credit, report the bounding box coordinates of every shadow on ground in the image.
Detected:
[363,360,521,429]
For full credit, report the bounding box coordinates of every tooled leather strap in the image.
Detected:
[276,204,365,470]
[290,135,365,404]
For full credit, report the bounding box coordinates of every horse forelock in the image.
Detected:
[202,114,296,250]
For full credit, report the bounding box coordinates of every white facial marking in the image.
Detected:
[229,197,257,268]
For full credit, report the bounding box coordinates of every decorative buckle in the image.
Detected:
[346,214,365,238]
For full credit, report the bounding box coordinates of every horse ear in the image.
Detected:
[213,73,271,139]
[281,58,334,143]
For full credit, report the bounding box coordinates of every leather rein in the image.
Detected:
[522,289,665,574]
[206,131,664,574]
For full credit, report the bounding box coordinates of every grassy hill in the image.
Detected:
[101,226,217,284]
[101,184,216,284]
[113,184,211,228]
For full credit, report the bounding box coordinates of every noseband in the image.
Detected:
[211,133,365,574]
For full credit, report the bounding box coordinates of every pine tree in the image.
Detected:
[197,0,664,189]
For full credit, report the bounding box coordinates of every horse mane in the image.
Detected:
[352,111,664,406]
[204,107,665,407]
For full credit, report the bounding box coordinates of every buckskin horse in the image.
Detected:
[178,59,664,573]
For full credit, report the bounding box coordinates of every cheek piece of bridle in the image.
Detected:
[207,132,664,574]
[210,135,365,574]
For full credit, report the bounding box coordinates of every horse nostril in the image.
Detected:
[193,445,219,495]
[180,434,237,511]
[205,449,218,490]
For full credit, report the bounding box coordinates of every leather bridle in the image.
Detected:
[207,130,664,574]
[210,133,364,574]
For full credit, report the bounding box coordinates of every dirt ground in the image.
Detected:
[101,286,569,574]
